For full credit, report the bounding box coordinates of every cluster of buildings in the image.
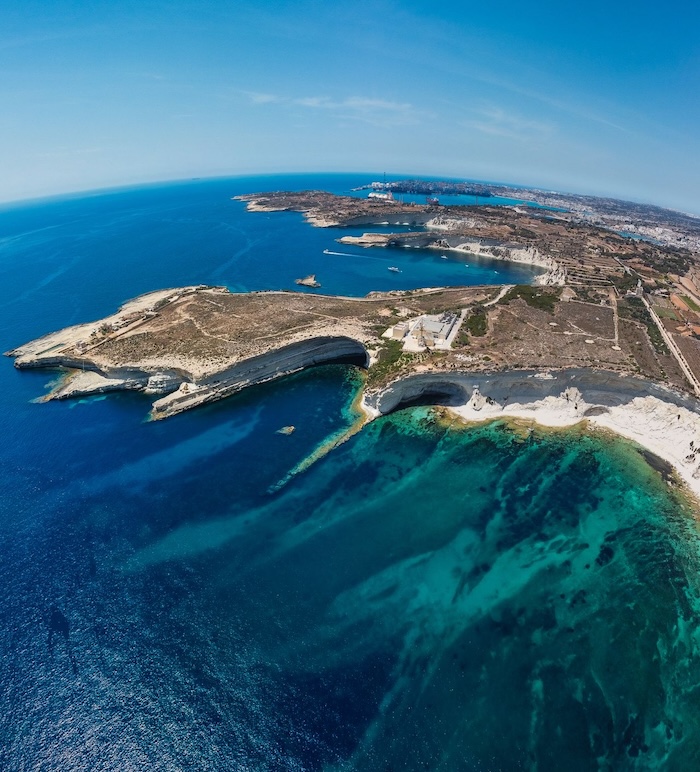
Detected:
[384,311,463,352]
[368,191,395,201]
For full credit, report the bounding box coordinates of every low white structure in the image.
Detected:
[391,321,409,340]
[384,311,464,352]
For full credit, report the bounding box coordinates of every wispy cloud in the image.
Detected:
[465,74,631,134]
[242,91,418,126]
[35,147,105,159]
[0,29,102,52]
[464,106,554,141]
[244,91,283,104]
[517,89,629,134]
[295,95,411,112]
[138,72,166,81]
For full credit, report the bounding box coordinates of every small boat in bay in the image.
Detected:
[388,266,401,273]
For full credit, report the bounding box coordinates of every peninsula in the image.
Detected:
[8,187,700,498]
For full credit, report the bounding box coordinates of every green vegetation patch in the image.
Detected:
[618,297,669,355]
[372,317,399,336]
[367,339,415,388]
[455,328,471,347]
[643,248,692,276]
[653,306,678,321]
[569,287,597,304]
[499,285,561,314]
[465,306,488,337]
[611,274,638,294]
[512,227,538,239]
[681,295,700,313]
[455,306,488,346]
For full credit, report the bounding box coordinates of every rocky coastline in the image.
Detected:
[337,232,565,286]
[10,333,369,420]
[9,285,700,500]
[363,368,700,501]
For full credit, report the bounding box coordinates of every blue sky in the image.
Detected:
[1,0,699,211]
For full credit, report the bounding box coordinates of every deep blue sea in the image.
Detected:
[1,174,700,770]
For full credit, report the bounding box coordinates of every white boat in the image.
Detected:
[440,255,448,259]
[388,266,401,273]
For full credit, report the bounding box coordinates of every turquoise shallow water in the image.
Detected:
[1,175,700,770]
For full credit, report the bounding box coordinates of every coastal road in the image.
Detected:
[484,285,513,306]
[608,288,620,347]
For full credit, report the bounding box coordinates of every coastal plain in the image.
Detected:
[6,282,684,413]
[9,186,700,497]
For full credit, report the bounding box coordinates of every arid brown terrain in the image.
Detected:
[8,187,700,418]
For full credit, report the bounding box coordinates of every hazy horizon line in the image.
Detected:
[1,170,697,218]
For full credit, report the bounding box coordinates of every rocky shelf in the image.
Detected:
[6,278,693,420]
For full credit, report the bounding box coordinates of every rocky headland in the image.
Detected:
[8,186,700,500]
[7,284,499,419]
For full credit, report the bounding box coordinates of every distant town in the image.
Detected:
[353,178,700,254]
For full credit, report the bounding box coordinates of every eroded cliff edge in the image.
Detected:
[6,281,694,420]
[6,284,498,418]
[9,283,700,498]
[364,368,700,501]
